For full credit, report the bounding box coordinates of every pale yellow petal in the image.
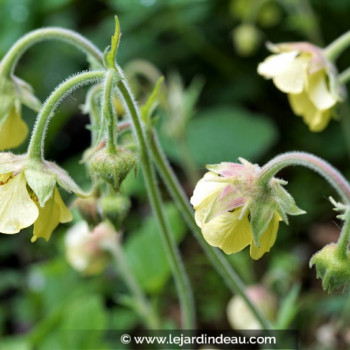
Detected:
[0,172,38,233]
[308,109,332,132]
[0,107,28,150]
[191,172,225,207]
[258,51,298,78]
[32,187,72,242]
[250,213,280,260]
[272,57,307,93]
[306,70,337,110]
[288,93,332,132]
[53,187,73,223]
[191,172,227,227]
[201,209,252,254]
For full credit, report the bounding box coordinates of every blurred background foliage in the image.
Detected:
[1,0,350,349]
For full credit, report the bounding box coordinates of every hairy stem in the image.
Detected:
[324,30,350,62]
[259,152,350,203]
[27,70,105,160]
[102,70,118,154]
[115,68,195,329]
[0,27,103,76]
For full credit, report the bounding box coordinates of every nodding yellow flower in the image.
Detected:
[0,153,87,242]
[0,74,41,150]
[191,159,304,259]
[258,42,344,132]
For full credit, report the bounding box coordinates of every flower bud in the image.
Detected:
[99,193,131,230]
[65,221,118,275]
[89,147,137,191]
[74,196,101,228]
[310,243,350,293]
[227,285,277,330]
[232,24,262,56]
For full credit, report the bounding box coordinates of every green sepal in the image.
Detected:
[89,146,137,191]
[141,76,164,126]
[249,197,275,246]
[24,164,56,207]
[105,16,121,70]
[13,76,41,112]
[47,161,90,198]
[270,179,305,217]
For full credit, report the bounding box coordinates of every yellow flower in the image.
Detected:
[191,159,304,259]
[0,153,88,242]
[258,42,344,132]
[0,74,41,150]
[65,222,117,275]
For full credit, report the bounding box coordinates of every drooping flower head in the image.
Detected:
[0,153,86,242]
[0,72,41,150]
[258,42,345,132]
[190,158,305,259]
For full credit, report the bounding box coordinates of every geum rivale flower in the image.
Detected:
[191,159,305,259]
[258,42,344,132]
[0,153,86,242]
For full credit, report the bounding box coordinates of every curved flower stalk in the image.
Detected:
[258,42,344,131]
[191,158,305,259]
[0,153,87,242]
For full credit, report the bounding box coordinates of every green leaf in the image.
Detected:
[188,106,278,164]
[275,284,301,329]
[106,16,121,69]
[159,105,278,165]
[124,204,187,294]
[141,76,164,126]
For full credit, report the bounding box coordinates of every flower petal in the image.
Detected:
[272,57,307,94]
[32,187,72,242]
[250,213,280,260]
[0,106,28,150]
[201,209,252,254]
[306,70,337,110]
[190,172,225,207]
[288,93,332,131]
[258,51,298,78]
[0,172,38,233]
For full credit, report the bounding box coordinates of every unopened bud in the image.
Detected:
[89,147,137,191]
[310,243,350,293]
[74,197,101,228]
[99,194,131,230]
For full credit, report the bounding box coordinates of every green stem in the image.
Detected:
[27,70,105,160]
[148,129,272,330]
[338,67,350,85]
[84,83,103,146]
[324,30,350,62]
[102,70,118,154]
[259,152,350,203]
[115,68,195,329]
[108,238,159,329]
[0,27,103,76]
[335,211,350,260]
